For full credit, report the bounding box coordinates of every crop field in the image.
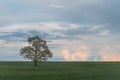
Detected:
[0,61,120,80]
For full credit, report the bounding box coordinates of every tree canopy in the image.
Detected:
[20,36,52,66]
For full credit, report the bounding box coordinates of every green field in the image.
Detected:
[0,62,120,80]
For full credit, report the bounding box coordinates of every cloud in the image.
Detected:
[60,44,120,61]
[50,40,89,50]
[99,30,110,36]
[61,49,70,60]
[61,49,89,61]
[0,40,5,44]
[49,4,64,8]
[100,46,120,61]
[64,24,110,37]
[68,24,79,29]
[0,42,28,48]
[61,47,120,61]
[49,0,64,8]
[88,24,108,32]
[0,23,66,33]
[101,53,120,61]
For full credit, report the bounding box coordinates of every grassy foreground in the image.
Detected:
[0,62,120,80]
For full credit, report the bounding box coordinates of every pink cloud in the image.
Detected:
[61,46,120,61]
[61,49,89,61]
[100,47,120,61]
[101,53,120,61]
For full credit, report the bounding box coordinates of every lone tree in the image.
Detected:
[20,36,52,66]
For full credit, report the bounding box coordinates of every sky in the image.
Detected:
[0,0,120,61]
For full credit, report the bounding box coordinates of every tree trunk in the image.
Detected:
[34,47,37,66]
[34,60,37,66]
[34,54,37,66]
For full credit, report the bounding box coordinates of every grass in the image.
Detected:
[0,61,120,80]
